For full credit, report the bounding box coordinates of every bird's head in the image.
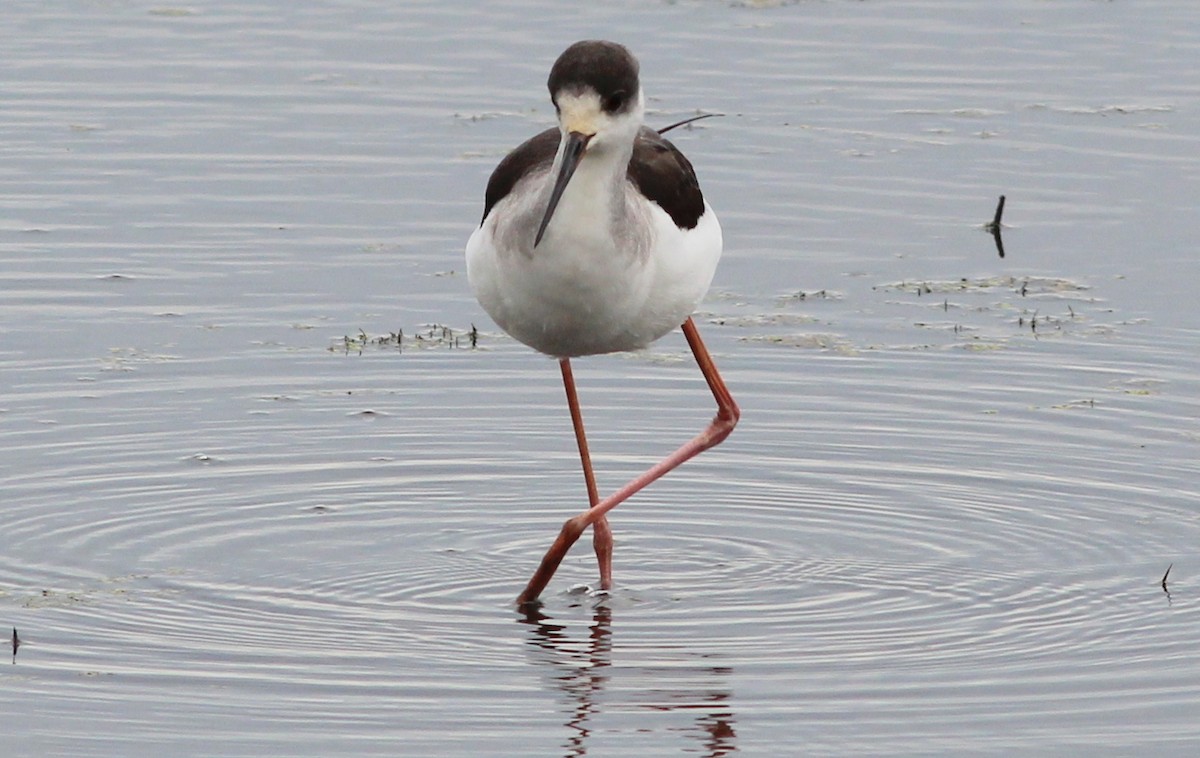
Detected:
[535,40,645,247]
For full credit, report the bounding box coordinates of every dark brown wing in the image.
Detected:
[626,126,705,230]
[480,127,560,224]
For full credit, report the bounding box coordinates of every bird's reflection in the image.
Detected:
[518,597,737,757]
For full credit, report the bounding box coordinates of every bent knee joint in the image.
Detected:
[560,514,589,544]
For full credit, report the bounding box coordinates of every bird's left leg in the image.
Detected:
[518,319,738,605]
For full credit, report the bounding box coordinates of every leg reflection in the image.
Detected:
[518,602,737,757]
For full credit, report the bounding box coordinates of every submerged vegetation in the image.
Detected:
[333,323,478,354]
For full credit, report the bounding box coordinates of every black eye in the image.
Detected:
[603,90,627,113]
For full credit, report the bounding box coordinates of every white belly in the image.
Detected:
[466,190,721,358]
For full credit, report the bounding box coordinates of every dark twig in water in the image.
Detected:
[984,195,1007,259]
[989,195,1006,228]
[1162,563,1173,603]
[11,627,19,663]
[657,113,722,135]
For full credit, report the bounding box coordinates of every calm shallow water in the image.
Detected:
[3,1,1199,756]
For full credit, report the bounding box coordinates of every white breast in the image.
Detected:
[466,176,721,358]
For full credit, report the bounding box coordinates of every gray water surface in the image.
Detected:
[3,1,1199,756]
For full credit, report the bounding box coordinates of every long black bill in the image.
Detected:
[534,131,590,248]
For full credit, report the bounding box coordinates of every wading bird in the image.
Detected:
[466,40,739,605]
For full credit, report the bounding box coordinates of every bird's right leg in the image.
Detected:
[560,358,612,590]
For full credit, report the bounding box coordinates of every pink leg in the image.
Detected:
[518,318,739,605]
[559,358,613,590]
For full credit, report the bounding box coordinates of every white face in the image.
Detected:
[554,86,645,154]
[532,83,646,249]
